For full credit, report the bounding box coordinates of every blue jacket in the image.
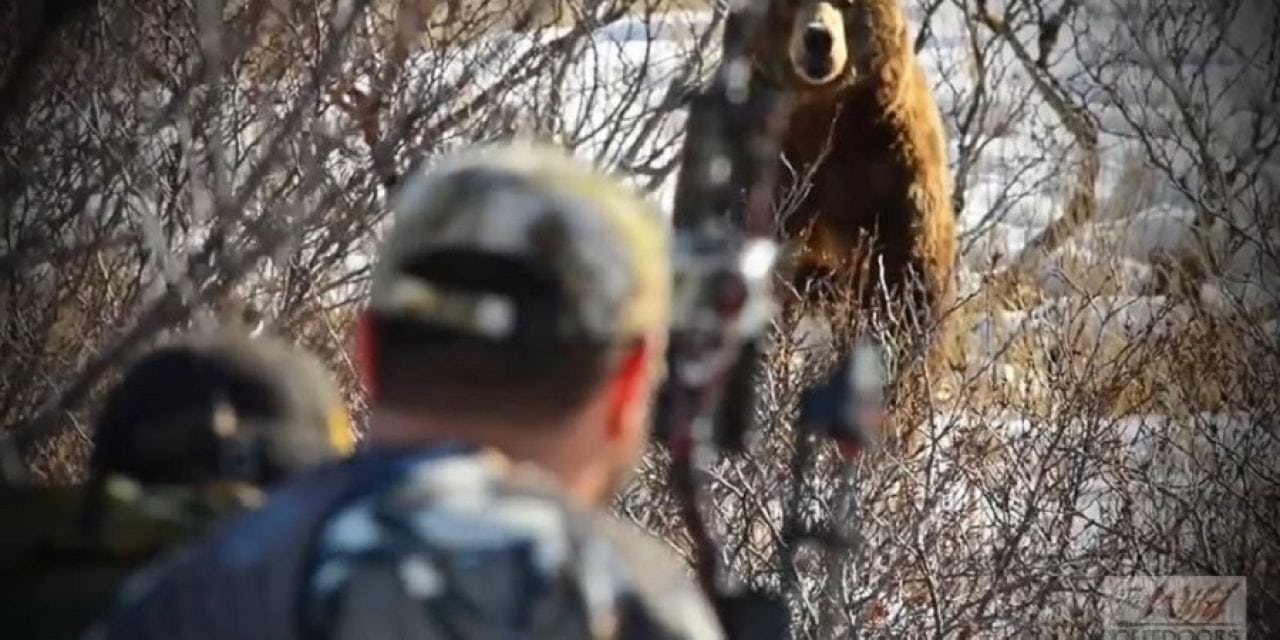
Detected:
[88,444,724,640]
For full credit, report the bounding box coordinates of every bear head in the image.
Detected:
[747,0,908,96]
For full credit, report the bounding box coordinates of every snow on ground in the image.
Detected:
[898,404,1280,589]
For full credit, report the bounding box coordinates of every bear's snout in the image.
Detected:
[788,1,849,86]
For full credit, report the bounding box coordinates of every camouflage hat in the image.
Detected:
[369,142,671,345]
[90,330,355,487]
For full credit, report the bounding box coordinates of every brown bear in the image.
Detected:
[747,0,957,336]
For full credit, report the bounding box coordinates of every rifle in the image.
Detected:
[655,0,888,636]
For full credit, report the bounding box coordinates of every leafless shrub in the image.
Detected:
[0,0,721,480]
[616,1,1280,637]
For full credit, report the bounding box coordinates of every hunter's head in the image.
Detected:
[91,330,354,489]
[355,142,671,506]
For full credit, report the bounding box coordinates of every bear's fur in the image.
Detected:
[748,0,957,336]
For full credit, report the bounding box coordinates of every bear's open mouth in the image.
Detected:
[801,56,834,83]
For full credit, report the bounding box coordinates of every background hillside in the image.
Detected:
[2,0,1277,636]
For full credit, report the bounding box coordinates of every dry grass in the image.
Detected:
[936,273,1268,421]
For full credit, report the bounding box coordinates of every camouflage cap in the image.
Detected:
[90,330,355,487]
[369,142,671,345]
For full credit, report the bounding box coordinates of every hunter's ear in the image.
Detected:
[353,311,378,401]
[605,339,651,442]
